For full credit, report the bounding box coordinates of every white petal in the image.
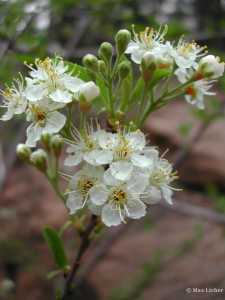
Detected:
[103,168,121,186]
[126,130,146,151]
[49,89,72,103]
[25,84,46,102]
[126,198,146,219]
[44,111,66,134]
[66,193,84,214]
[26,123,43,147]
[62,74,84,93]
[143,186,161,204]
[64,150,83,166]
[127,170,149,194]
[0,108,14,121]
[89,184,109,205]
[125,41,139,54]
[161,186,173,205]
[110,161,133,181]
[130,49,146,64]
[95,150,113,165]
[88,201,102,216]
[101,204,122,226]
[98,131,118,150]
[131,153,153,168]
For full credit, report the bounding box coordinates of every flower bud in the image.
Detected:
[98,42,113,62]
[79,81,100,103]
[118,61,131,80]
[30,149,47,172]
[98,60,107,75]
[198,55,224,79]
[82,54,99,72]
[51,135,63,157]
[115,29,131,56]
[141,52,155,69]
[16,144,31,161]
[41,132,51,150]
[141,52,156,82]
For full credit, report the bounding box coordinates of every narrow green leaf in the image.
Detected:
[43,226,68,270]
[130,78,145,104]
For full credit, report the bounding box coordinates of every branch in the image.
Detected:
[61,215,98,299]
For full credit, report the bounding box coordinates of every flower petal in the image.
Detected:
[110,161,133,181]
[89,184,109,205]
[142,186,161,204]
[161,186,173,205]
[66,193,84,214]
[49,89,72,103]
[126,198,146,219]
[101,204,122,226]
[26,123,43,147]
[44,111,66,134]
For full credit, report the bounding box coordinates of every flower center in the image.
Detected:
[185,86,197,98]
[111,188,127,205]
[150,169,168,186]
[114,138,131,160]
[77,178,94,196]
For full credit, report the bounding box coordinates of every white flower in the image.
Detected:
[142,154,177,205]
[108,130,154,180]
[170,39,206,70]
[198,55,224,79]
[175,68,215,109]
[66,164,104,214]
[0,78,27,121]
[24,57,86,104]
[64,128,113,166]
[184,80,215,109]
[89,168,148,226]
[25,100,66,147]
[79,81,100,102]
[125,25,168,64]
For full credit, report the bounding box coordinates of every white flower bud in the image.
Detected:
[30,149,47,172]
[199,55,224,79]
[79,81,100,103]
[51,134,63,157]
[16,144,31,161]
[142,52,155,67]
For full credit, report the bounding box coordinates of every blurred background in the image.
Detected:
[0,0,225,299]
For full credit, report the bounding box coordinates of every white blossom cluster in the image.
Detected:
[0,57,100,147]
[125,25,224,108]
[65,128,177,226]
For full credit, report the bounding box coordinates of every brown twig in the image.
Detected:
[61,215,98,299]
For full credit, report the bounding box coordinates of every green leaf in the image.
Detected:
[43,226,68,270]
[64,61,92,81]
[120,72,133,111]
[130,78,145,104]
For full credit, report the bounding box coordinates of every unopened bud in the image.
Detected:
[41,132,51,150]
[118,61,131,79]
[98,42,113,62]
[115,29,131,56]
[30,149,47,172]
[141,52,156,82]
[198,55,224,79]
[98,60,107,75]
[82,54,99,72]
[51,135,63,157]
[16,144,31,161]
[79,81,100,103]
[142,52,155,69]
